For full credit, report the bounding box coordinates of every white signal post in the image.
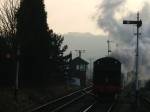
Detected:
[123,12,142,109]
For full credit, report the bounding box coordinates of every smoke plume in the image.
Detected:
[97,0,150,80]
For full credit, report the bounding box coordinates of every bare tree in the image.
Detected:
[0,0,19,47]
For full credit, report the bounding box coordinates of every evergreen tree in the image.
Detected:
[16,0,49,86]
[48,30,68,76]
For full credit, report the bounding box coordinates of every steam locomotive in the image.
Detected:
[93,57,121,99]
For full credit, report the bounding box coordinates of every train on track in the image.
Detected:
[93,57,122,99]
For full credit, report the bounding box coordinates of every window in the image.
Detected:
[76,65,80,70]
[76,64,86,71]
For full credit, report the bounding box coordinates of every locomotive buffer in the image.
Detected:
[123,12,142,109]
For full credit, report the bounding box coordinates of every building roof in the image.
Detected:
[71,57,89,65]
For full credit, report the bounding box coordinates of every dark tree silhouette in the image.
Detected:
[16,0,49,87]
[16,0,70,87]
[48,30,69,79]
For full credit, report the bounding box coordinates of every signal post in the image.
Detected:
[123,12,142,109]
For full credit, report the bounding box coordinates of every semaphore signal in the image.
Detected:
[123,12,142,109]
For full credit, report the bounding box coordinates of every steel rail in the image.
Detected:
[81,101,116,112]
[107,103,116,112]
[142,97,150,105]
[82,101,97,112]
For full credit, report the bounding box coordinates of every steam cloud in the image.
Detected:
[97,0,150,80]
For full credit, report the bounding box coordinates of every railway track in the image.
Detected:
[27,85,119,112]
[81,101,116,112]
[142,97,150,104]
[81,101,97,112]
[135,95,150,112]
[51,90,95,112]
[27,86,93,112]
[107,103,116,112]
[141,96,150,109]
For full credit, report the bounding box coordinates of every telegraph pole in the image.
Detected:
[88,58,94,79]
[15,46,20,101]
[107,40,112,56]
[75,50,86,58]
[123,12,142,109]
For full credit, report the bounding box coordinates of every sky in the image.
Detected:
[44,0,149,35]
[44,0,102,35]
[0,0,149,35]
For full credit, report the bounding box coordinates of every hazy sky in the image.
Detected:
[0,0,148,35]
[44,0,101,35]
[45,0,149,35]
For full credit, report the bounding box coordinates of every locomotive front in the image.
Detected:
[93,57,121,98]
